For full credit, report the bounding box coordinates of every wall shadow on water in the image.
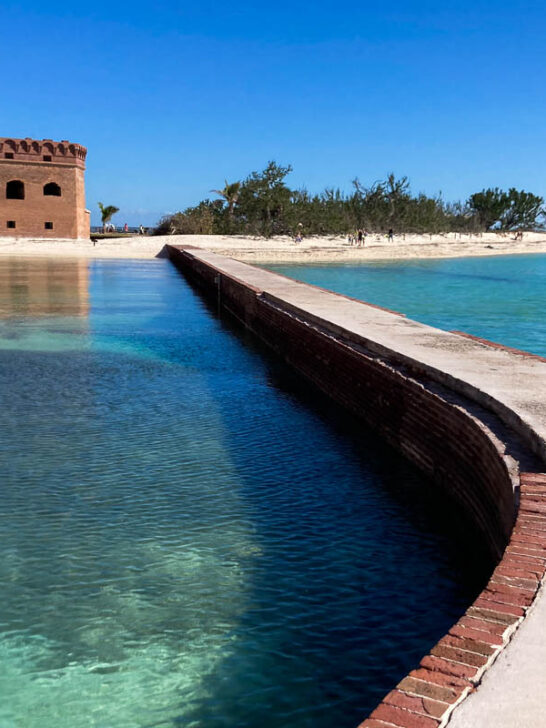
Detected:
[175,272,493,728]
[0,257,497,728]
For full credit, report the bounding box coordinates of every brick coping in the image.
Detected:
[358,473,546,728]
[360,329,546,726]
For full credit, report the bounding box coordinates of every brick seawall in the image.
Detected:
[166,245,546,728]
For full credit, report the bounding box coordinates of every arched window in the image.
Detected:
[6,180,24,200]
[43,182,61,197]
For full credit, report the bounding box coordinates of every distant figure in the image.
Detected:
[123,222,129,233]
[388,228,394,242]
[514,230,524,241]
[139,224,144,235]
[294,232,302,244]
[347,233,354,246]
[357,229,363,247]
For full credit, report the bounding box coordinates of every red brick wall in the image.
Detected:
[0,137,89,239]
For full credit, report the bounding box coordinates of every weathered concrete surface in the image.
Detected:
[168,247,546,728]
[175,248,546,459]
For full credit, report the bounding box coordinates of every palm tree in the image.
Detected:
[98,202,120,232]
[211,181,241,217]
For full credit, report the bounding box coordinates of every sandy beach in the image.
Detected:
[1,231,546,263]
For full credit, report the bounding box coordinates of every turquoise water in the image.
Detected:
[0,258,488,728]
[266,254,546,357]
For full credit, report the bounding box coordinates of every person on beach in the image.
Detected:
[357,229,363,247]
[387,228,394,242]
[123,223,129,233]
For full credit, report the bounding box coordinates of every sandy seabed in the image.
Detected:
[1,232,546,263]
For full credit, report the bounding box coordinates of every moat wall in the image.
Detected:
[167,245,516,559]
[167,245,546,728]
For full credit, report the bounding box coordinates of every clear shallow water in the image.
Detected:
[0,258,488,728]
[266,254,546,357]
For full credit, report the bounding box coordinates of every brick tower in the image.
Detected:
[0,137,90,239]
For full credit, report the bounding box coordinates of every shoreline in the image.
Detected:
[1,232,546,263]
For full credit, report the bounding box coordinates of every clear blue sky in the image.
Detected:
[3,1,545,227]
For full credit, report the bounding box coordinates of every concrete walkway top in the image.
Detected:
[175,247,546,728]
[190,248,546,461]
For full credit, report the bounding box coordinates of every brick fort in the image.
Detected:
[0,137,89,240]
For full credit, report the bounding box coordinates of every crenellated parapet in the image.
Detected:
[0,134,89,239]
[0,137,87,168]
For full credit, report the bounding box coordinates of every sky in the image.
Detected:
[2,0,546,227]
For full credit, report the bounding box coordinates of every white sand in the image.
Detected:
[1,232,546,263]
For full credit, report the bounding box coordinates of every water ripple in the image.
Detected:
[0,259,488,728]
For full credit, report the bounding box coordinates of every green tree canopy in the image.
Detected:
[467,188,510,230]
[211,181,241,216]
[98,202,120,226]
[467,188,544,230]
[235,161,293,236]
[154,167,545,237]
[499,189,544,230]
[155,199,222,235]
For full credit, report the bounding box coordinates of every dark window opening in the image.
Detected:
[43,182,61,197]
[44,222,53,230]
[4,152,14,159]
[6,180,25,200]
[7,221,16,229]
[43,155,52,162]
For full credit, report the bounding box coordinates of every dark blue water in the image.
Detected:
[266,254,546,357]
[0,258,488,728]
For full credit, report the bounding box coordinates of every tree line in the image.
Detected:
[154,162,545,237]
